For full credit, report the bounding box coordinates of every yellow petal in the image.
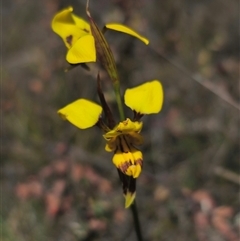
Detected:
[66,35,96,63]
[51,7,90,48]
[105,23,149,45]
[116,119,142,133]
[103,119,143,140]
[58,99,102,129]
[124,80,164,114]
[62,26,89,48]
[72,14,90,32]
[51,7,77,48]
[126,165,142,178]
[112,147,143,178]
[105,140,117,152]
[51,6,74,26]
[125,191,136,208]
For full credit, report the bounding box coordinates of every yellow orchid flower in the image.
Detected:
[58,80,163,208]
[51,6,149,64]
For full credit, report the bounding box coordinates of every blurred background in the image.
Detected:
[2,0,239,240]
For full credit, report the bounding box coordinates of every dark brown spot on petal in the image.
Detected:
[135,159,143,167]
[83,28,89,33]
[120,161,131,173]
[66,35,73,46]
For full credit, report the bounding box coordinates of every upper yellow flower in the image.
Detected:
[51,6,149,64]
[58,80,163,207]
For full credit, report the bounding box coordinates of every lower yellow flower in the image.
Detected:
[104,119,143,178]
[57,80,164,208]
[104,120,144,208]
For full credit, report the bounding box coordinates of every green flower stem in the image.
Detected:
[114,82,125,121]
[131,201,143,241]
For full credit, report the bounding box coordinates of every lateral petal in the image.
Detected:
[124,80,164,114]
[66,35,96,63]
[58,99,102,129]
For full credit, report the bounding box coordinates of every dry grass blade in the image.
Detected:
[150,46,240,111]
